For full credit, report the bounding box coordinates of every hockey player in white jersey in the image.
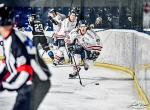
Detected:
[48,8,66,33]
[53,11,78,65]
[48,8,66,59]
[65,20,103,78]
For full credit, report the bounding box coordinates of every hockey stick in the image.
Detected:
[41,50,46,57]
[65,44,73,64]
[70,53,83,86]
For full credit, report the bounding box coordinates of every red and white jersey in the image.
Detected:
[68,28,103,52]
[52,12,66,32]
[56,17,77,38]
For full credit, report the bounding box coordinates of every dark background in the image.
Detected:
[0,0,149,30]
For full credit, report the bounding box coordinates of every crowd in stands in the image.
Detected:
[13,7,133,31]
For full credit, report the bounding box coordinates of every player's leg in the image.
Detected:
[53,39,66,65]
[13,84,32,110]
[41,37,54,60]
[82,50,90,70]
[69,54,81,78]
[53,39,59,55]
[69,45,85,78]
[53,48,63,65]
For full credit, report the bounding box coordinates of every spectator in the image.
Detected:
[95,16,103,28]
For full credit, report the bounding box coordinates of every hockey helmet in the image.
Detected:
[0,3,14,26]
[78,20,88,27]
[49,8,56,13]
[68,10,77,17]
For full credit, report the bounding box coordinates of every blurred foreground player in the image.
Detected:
[0,3,33,110]
[0,4,51,110]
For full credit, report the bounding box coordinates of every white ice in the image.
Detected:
[0,65,145,110]
[38,65,143,110]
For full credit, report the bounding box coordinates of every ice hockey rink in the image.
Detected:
[1,0,150,109]
[0,29,150,110]
[40,64,144,110]
[0,64,143,110]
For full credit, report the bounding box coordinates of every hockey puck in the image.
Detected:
[95,83,99,85]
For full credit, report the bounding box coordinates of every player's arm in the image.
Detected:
[2,43,32,91]
[2,71,29,90]
[55,15,62,24]
[87,30,102,46]
[49,16,59,25]
[65,29,78,45]
[0,62,10,91]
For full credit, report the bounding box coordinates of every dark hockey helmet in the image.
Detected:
[78,20,88,27]
[68,10,77,17]
[28,13,37,22]
[49,8,56,13]
[0,3,14,26]
[70,7,79,15]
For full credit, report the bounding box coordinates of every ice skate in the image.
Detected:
[69,67,81,79]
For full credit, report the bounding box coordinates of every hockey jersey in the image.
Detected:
[0,29,51,90]
[50,12,66,32]
[0,29,33,90]
[30,20,45,37]
[68,28,103,52]
[56,17,77,38]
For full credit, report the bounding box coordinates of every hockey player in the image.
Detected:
[28,14,54,59]
[0,4,34,110]
[65,20,103,78]
[53,11,78,65]
[48,8,66,33]
[0,4,51,110]
[69,7,80,24]
[48,8,66,59]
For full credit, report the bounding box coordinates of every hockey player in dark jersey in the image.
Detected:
[28,14,54,59]
[0,3,51,110]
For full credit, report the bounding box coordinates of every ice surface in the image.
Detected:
[37,65,142,110]
[0,65,145,110]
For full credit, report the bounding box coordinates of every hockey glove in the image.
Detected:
[49,16,59,25]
